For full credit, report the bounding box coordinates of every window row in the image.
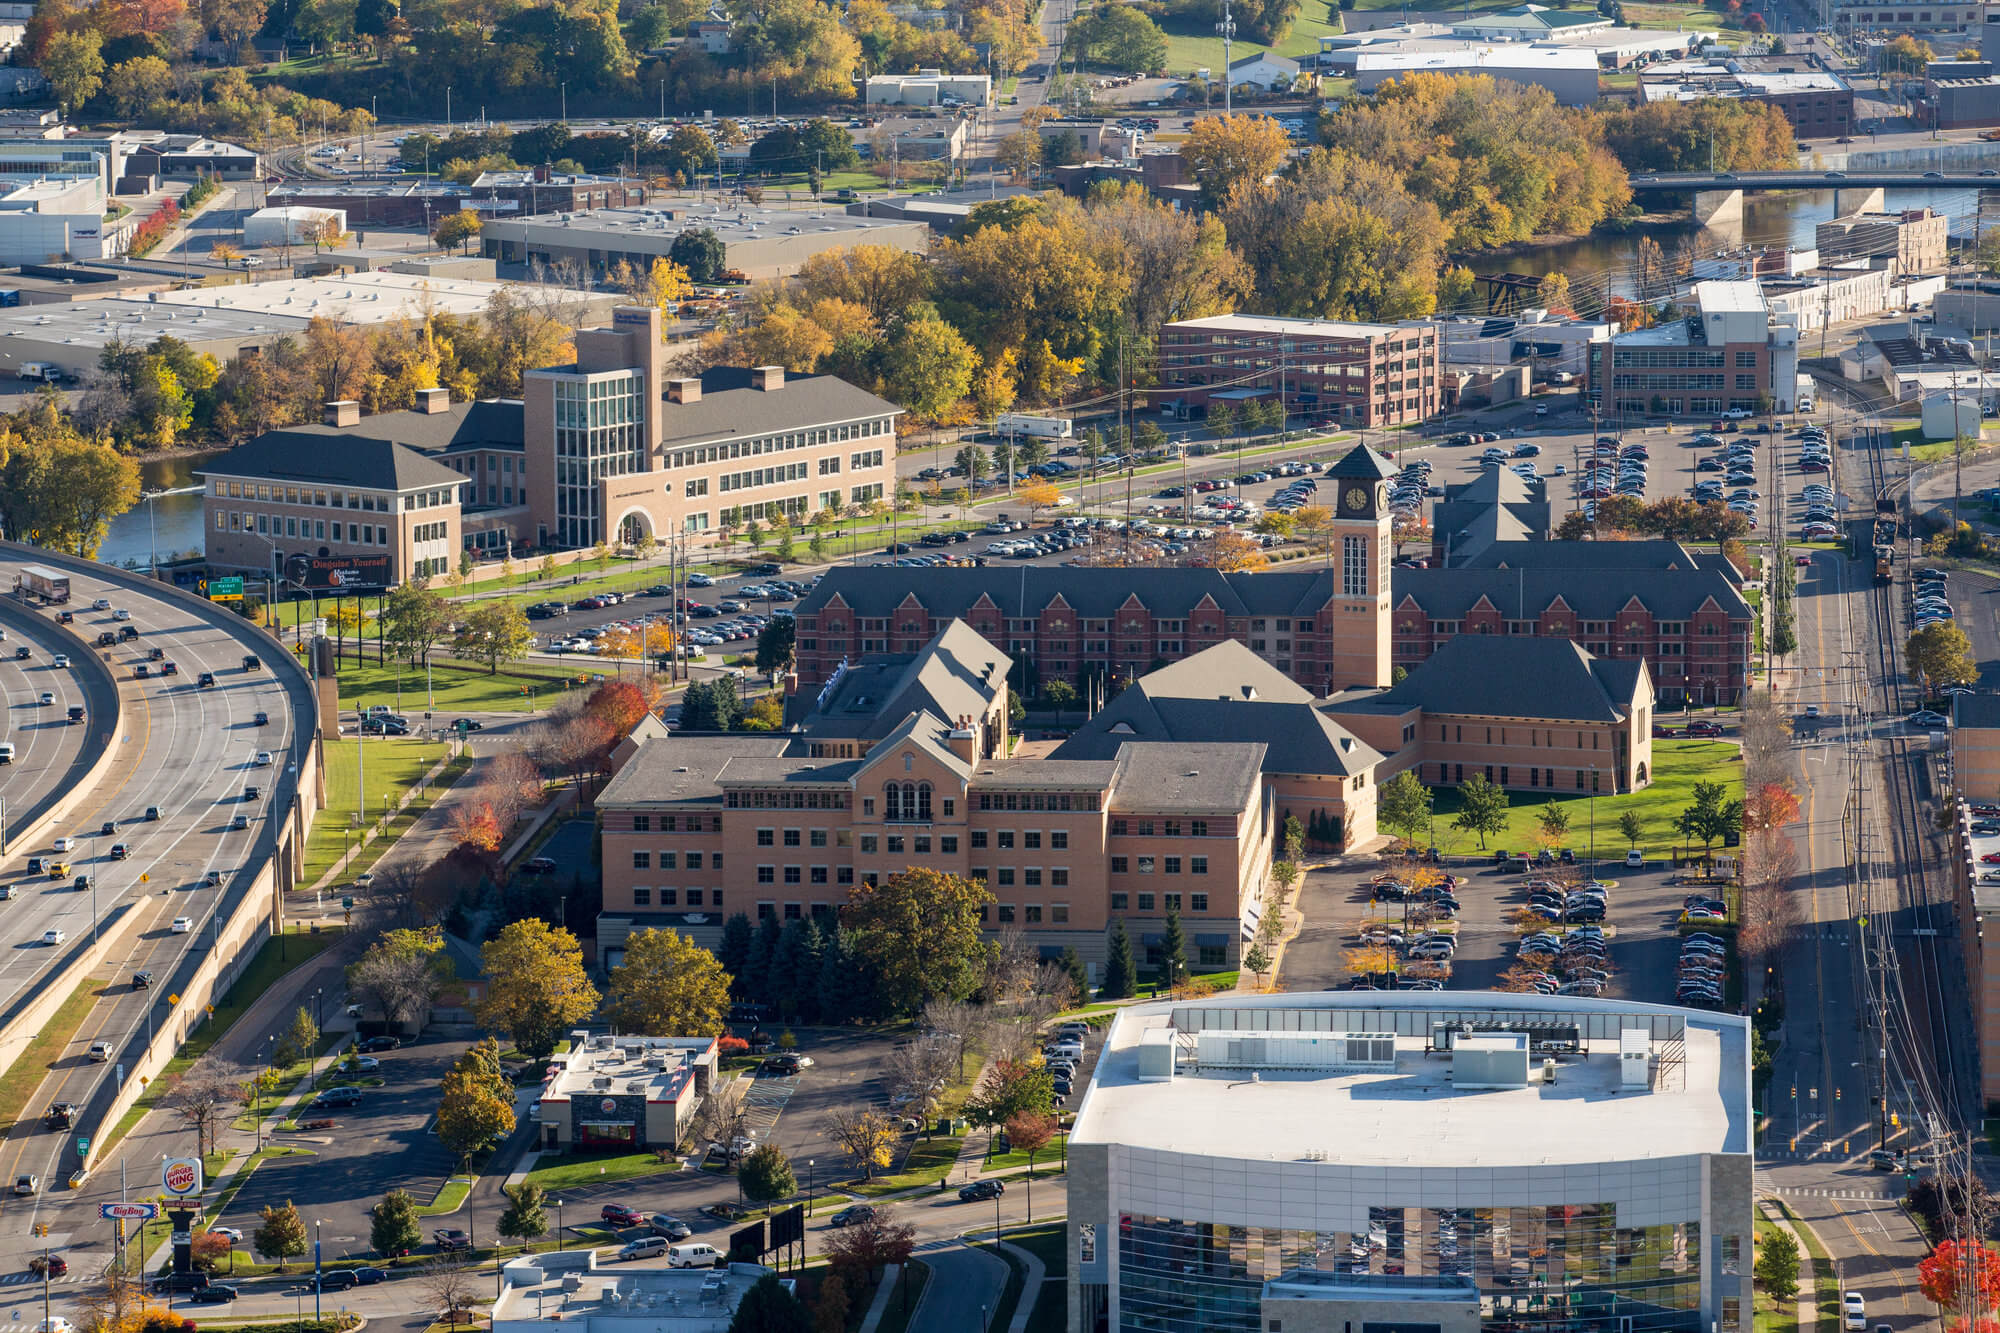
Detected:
[1110,819,1210,837]
[665,419,893,470]
[1109,891,1210,911]
[627,814,724,832]
[1109,855,1209,875]
[627,887,723,907]
[629,851,722,869]
[212,479,450,511]
[221,510,388,547]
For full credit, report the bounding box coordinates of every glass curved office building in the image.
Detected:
[1064,994,1752,1333]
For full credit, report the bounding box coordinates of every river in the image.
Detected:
[100,452,215,571]
[1467,186,1992,293]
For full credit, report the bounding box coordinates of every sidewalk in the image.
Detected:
[1757,1198,1818,1333]
[996,1238,1047,1333]
[301,749,465,895]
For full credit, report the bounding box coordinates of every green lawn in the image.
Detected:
[299,737,450,885]
[1156,5,1345,75]
[1010,1224,1069,1333]
[330,659,594,717]
[1776,1202,1840,1333]
[417,1177,474,1215]
[0,978,105,1134]
[1421,738,1741,858]
[1621,0,1745,28]
[847,1133,964,1196]
[872,1262,930,1333]
[523,1150,684,1192]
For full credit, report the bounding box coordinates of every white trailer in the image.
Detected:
[994,413,1074,440]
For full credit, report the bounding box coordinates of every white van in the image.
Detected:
[616,1236,669,1261]
[666,1243,723,1268]
[0,743,13,764]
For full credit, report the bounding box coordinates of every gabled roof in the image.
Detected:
[1397,565,1750,621]
[853,710,975,783]
[655,366,904,450]
[199,432,468,492]
[598,734,796,807]
[1107,743,1266,815]
[1459,539,1705,571]
[1327,635,1647,724]
[1054,642,1382,778]
[799,620,1010,738]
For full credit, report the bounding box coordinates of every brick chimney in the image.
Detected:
[946,713,978,764]
[751,365,784,391]
[415,387,449,415]
[324,400,360,427]
[666,378,701,404]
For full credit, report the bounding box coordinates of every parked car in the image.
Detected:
[601,1204,645,1228]
[828,1205,877,1229]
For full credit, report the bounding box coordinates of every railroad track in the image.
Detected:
[1858,425,1970,1135]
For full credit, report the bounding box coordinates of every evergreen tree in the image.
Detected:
[679,680,720,730]
[719,912,755,994]
[710,674,743,729]
[1102,919,1136,999]
[743,914,782,1005]
[729,1273,812,1333]
[1060,946,1090,1003]
[816,926,875,1023]
[773,917,826,1021]
[1161,904,1188,986]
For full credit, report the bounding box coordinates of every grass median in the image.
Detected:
[522,1149,683,1193]
[299,738,455,887]
[0,978,106,1133]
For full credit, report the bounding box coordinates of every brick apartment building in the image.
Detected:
[1587,280,1800,417]
[1815,207,1950,276]
[1155,313,1443,428]
[598,622,1276,972]
[200,305,900,582]
[792,513,1754,707]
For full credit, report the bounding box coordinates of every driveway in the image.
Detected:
[213,1036,469,1262]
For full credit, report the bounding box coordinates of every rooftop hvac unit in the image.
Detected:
[627,1080,649,1094]
[645,1055,670,1070]
[1196,1030,1397,1072]
[592,1075,614,1091]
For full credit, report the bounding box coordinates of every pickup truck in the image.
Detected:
[434,1229,472,1253]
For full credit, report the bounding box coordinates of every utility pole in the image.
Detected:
[1217,0,1236,117]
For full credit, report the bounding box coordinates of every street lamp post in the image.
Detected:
[805,1159,815,1265]
[555,1198,566,1251]
[313,1219,323,1321]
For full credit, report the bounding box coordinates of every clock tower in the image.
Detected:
[1323,443,1396,691]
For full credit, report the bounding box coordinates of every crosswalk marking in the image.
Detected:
[1759,1187,1899,1202]
[0,1272,86,1287]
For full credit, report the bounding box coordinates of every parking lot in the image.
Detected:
[213,1036,466,1262]
[1283,854,1730,1008]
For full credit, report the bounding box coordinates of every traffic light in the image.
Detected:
[1891,1112,1901,1127]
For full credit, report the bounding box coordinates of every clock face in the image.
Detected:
[1344,485,1370,512]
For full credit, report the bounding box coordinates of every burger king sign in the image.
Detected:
[162,1157,203,1196]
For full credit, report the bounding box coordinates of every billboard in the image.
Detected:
[100,1203,158,1220]
[769,1204,805,1250]
[293,554,392,591]
[727,1220,767,1262]
[162,1157,203,1196]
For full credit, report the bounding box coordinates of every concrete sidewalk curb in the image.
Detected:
[855,1261,904,1333]
[1757,1197,1818,1333]
[995,1236,1048,1333]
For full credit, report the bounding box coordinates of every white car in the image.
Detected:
[51,836,73,852]
[90,599,110,611]
[37,691,52,705]
[253,751,273,766]
[207,1227,244,1243]
[1842,1294,1866,1331]
[41,930,63,946]
[112,609,130,621]
[51,655,68,669]
[171,917,193,933]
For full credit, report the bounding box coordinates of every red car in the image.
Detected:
[1652,725,1683,739]
[601,1204,645,1228]
[1686,721,1724,738]
[1980,853,2000,864]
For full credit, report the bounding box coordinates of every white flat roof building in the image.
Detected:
[1165,312,1412,339]
[1065,992,1752,1333]
[493,1250,787,1333]
[479,205,931,280]
[1349,44,1603,104]
[147,270,622,326]
[536,1030,719,1153]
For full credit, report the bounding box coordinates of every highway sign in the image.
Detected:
[75,1136,88,1154]
[207,576,244,603]
[99,1203,156,1221]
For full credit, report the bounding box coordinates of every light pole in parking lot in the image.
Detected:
[554,1198,566,1251]
[805,1160,814,1263]
[313,1218,323,1321]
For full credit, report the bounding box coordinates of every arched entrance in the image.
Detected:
[614,507,655,547]
[1635,761,1649,786]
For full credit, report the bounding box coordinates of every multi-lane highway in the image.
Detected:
[0,553,314,1248]
[0,608,114,855]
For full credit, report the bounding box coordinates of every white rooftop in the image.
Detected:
[147,271,562,324]
[1696,279,1768,315]
[1069,992,1749,1166]
[540,1031,715,1105]
[480,204,928,245]
[1170,312,1412,338]
[493,1252,785,1333]
[1352,43,1601,71]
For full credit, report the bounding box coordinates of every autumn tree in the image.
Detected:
[382,582,452,667]
[437,1042,516,1168]
[738,1143,798,1204]
[254,1201,308,1272]
[433,209,483,253]
[823,1106,901,1180]
[477,919,599,1060]
[1183,113,1294,205]
[1210,530,1268,572]
[453,601,535,674]
[842,868,993,1016]
[603,927,733,1036]
[1743,781,1802,834]
[965,1060,1056,1128]
[162,1068,237,1159]
[348,920,446,1019]
[1908,622,1978,693]
[1920,1239,2000,1313]
[823,1204,916,1286]
[1451,773,1510,848]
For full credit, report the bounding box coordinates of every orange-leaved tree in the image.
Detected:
[1921,1239,2000,1313]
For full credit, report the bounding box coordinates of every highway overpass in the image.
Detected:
[1627,169,1999,226]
